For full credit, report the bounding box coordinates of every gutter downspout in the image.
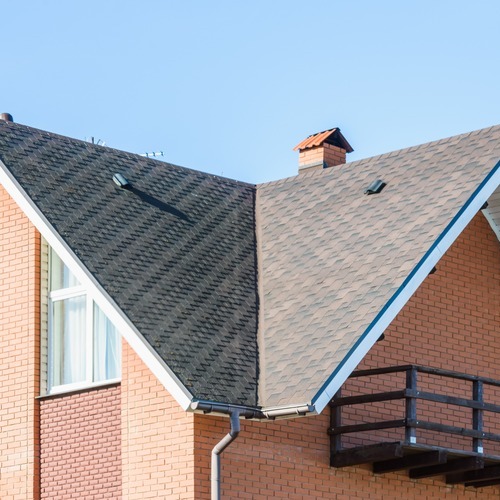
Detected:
[190,400,314,498]
[211,411,241,500]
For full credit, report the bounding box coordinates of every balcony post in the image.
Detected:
[472,380,484,454]
[330,389,342,455]
[405,367,418,444]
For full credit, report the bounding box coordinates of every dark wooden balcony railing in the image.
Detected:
[329,365,500,488]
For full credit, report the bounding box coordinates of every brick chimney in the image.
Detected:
[293,127,353,174]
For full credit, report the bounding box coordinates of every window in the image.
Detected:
[48,247,120,393]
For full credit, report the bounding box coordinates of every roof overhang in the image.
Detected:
[190,399,316,420]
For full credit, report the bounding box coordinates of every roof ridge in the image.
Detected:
[257,124,500,189]
[0,120,256,189]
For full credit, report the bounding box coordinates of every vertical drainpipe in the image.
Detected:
[211,411,241,500]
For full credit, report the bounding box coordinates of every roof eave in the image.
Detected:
[190,399,316,420]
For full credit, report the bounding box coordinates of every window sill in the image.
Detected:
[37,379,121,400]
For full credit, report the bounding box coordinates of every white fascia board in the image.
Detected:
[312,161,500,415]
[481,208,500,243]
[0,161,194,410]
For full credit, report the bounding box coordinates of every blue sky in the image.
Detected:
[2,1,499,183]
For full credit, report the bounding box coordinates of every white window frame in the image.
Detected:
[47,252,121,395]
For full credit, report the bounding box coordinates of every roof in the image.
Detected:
[0,121,259,407]
[258,126,500,410]
[1,120,500,416]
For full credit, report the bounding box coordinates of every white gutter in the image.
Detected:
[262,403,315,419]
[190,400,316,419]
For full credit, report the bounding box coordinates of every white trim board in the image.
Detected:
[0,160,194,411]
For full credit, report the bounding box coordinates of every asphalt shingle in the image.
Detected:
[3,120,500,412]
[0,121,259,406]
[257,125,500,407]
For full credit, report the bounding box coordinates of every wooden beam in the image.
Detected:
[405,389,500,414]
[405,368,417,444]
[329,419,406,436]
[329,390,405,407]
[447,465,500,485]
[350,365,413,378]
[408,420,500,443]
[409,456,484,479]
[472,380,484,453]
[373,450,447,474]
[331,442,403,468]
[330,390,342,456]
[417,366,500,388]
[466,478,500,488]
[349,364,500,388]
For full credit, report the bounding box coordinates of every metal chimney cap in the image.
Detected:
[0,113,13,122]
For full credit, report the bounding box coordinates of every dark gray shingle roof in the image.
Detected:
[0,121,259,406]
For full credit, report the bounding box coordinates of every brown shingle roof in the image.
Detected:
[258,125,500,408]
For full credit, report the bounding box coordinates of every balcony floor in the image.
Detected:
[332,441,500,488]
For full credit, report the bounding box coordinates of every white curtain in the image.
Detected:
[93,304,120,382]
[52,295,86,385]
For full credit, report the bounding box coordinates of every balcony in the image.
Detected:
[329,365,500,488]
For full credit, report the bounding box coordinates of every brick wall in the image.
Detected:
[39,339,198,500]
[195,413,500,499]
[193,212,500,498]
[0,185,40,499]
[3,174,500,499]
[39,385,121,499]
[121,340,196,499]
[342,212,500,453]
[298,143,347,172]
[0,182,197,499]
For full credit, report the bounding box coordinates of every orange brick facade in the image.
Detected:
[39,385,122,499]
[298,143,347,171]
[0,185,40,499]
[3,183,500,499]
[121,341,196,498]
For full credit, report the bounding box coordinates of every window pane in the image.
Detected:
[93,304,120,382]
[50,248,80,291]
[51,296,86,386]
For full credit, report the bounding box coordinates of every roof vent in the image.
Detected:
[113,173,130,188]
[364,179,386,195]
[0,113,13,122]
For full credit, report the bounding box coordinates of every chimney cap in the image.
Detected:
[293,127,353,153]
[0,113,13,122]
